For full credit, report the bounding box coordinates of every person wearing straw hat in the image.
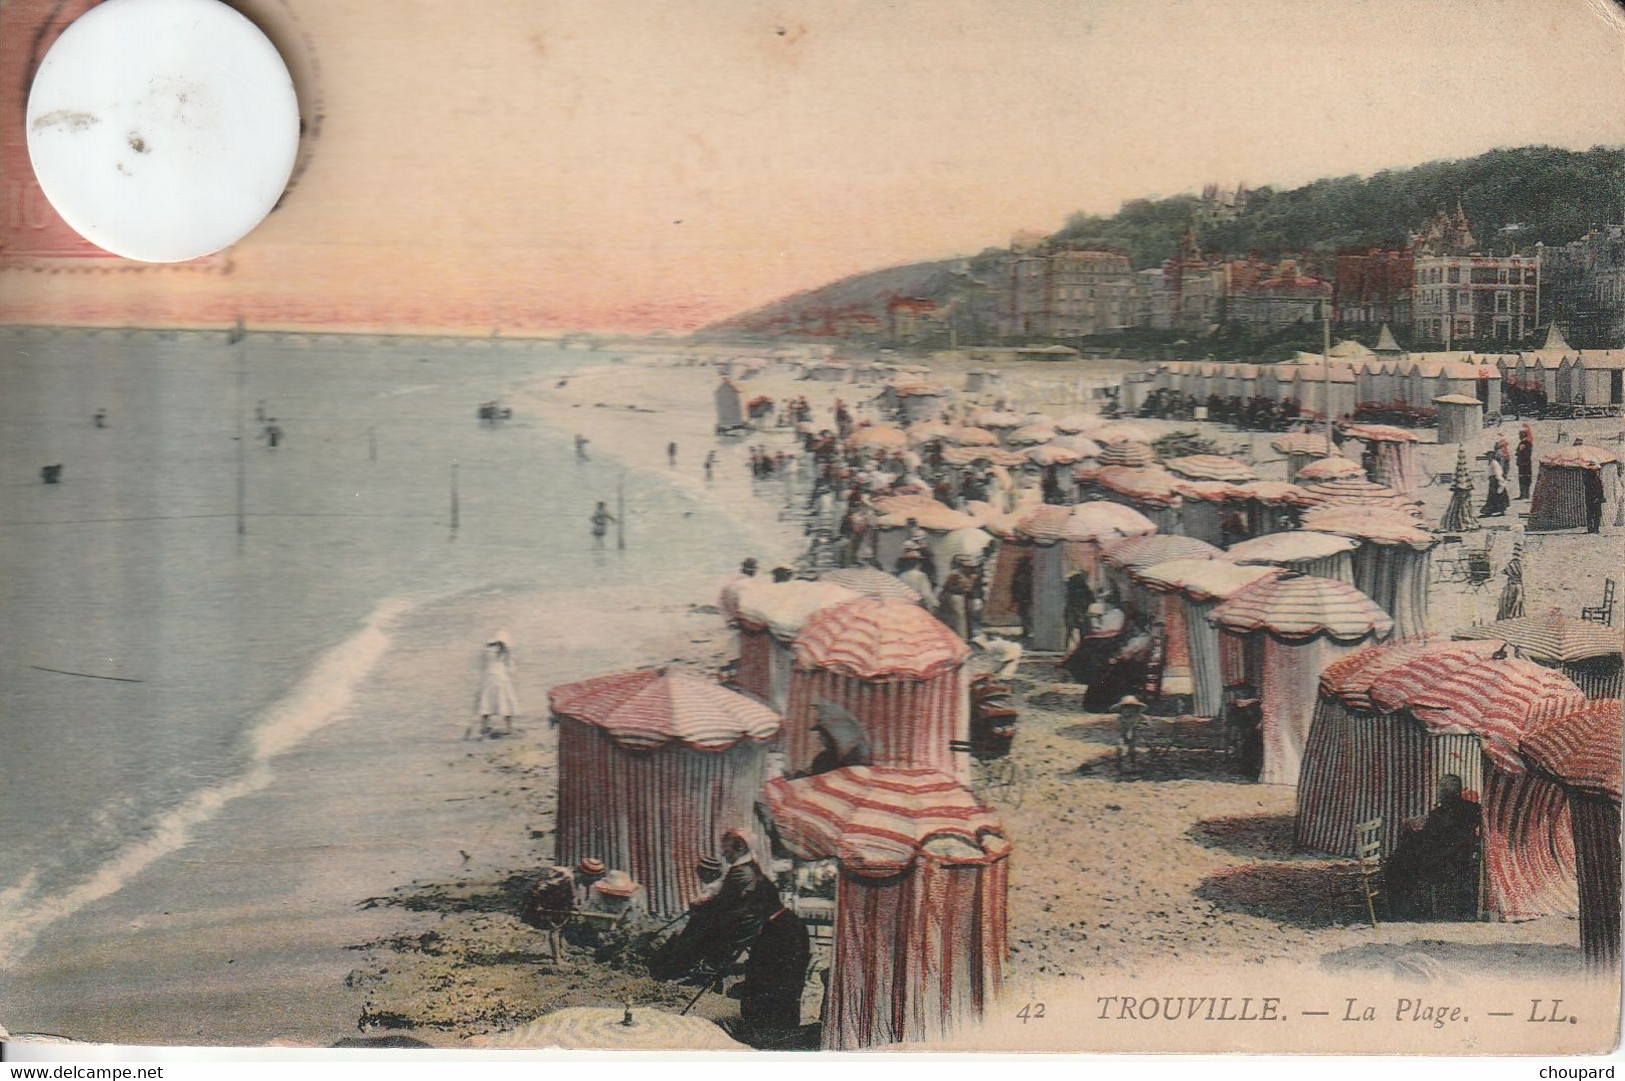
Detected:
[1111,695,1148,771]
[896,549,937,608]
[469,631,518,739]
[574,857,608,904]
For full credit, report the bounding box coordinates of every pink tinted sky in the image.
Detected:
[5,0,1624,334]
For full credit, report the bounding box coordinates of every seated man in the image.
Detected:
[1081,615,1154,713]
[1383,774,1481,921]
[1060,601,1123,686]
[647,857,726,982]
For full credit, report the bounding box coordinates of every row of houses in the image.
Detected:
[1127,326,1625,419]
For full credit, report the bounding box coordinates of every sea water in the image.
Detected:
[0,329,770,957]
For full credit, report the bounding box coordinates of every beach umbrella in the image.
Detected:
[1295,507,1435,638]
[732,579,861,713]
[1454,610,1624,699]
[966,409,1024,430]
[1006,422,1058,446]
[1300,475,1419,515]
[1095,440,1156,468]
[848,425,907,451]
[551,667,781,918]
[476,1007,746,1051]
[1294,456,1364,483]
[762,767,1010,1051]
[1522,700,1623,969]
[907,420,955,444]
[1209,574,1393,786]
[1027,443,1085,467]
[1226,530,1358,583]
[1049,434,1103,457]
[1134,560,1283,716]
[943,426,1001,447]
[1341,424,1423,498]
[1096,421,1156,443]
[787,599,970,776]
[1164,454,1258,483]
[1054,413,1106,435]
[1100,533,1225,619]
[1440,446,1479,533]
[819,567,926,605]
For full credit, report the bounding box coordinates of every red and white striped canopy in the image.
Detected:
[942,426,1001,447]
[1027,443,1085,467]
[1454,611,1625,664]
[1134,559,1281,603]
[1054,413,1106,435]
[761,766,1010,876]
[734,579,862,641]
[906,421,956,444]
[1341,423,1420,444]
[1164,454,1258,483]
[1209,574,1394,643]
[1228,530,1358,565]
[1228,480,1315,506]
[1521,700,1623,800]
[1299,507,1435,548]
[819,568,926,605]
[1050,434,1104,457]
[966,409,1025,429]
[795,598,969,680]
[1007,422,1059,446]
[1272,432,1332,456]
[1089,465,1182,505]
[848,425,908,451]
[1321,637,1505,711]
[1096,440,1157,468]
[549,667,781,751]
[1171,478,1246,503]
[1542,445,1621,469]
[1101,533,1223,573]
[1300,475,1417,513]
[1368,655,1586,771]
[1294,457,1364,483]
[1015,502,1156,544]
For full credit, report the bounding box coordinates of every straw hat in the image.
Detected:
[593,870,638,898]
[577,857,606,875]
[696,856,723,879]
[1115,695,1146,711]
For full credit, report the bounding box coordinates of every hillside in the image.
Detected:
[700,145,1624,342]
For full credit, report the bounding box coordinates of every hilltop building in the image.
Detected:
[1539,225,1625,346]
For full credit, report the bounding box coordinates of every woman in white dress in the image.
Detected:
[470,631,518,739]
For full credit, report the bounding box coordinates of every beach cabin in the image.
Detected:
[1012,503,1157,651]
[785,598,970,778]
[1527,445,1623,532]
[1434,395,1484,444]
[731,579,860,715]
[1572,352,1625,411]
[897,383,952,424]
[1299,506,1435,639]
[1099,534,1222,624]
[1133,560,1283,717]
[714,379,745,431]
[551,667,780,919]
[763,767,1010,1050]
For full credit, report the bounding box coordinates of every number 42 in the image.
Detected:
[1017,1003,1046,1023]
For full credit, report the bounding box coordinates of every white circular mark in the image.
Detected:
[26,0,299,263]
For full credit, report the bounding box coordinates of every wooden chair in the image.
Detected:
[1582,578,1616,627]
[1350,818,1384,929]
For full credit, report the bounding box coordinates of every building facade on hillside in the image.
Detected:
[1411,253,1538,345]
[1225,260,1331,336]
[1137,268,1175,329]
[885,296,942,342]
[1335,248,1414,328]
[994,244,1137,339]
[1197,182,1249,228]
[1539,226,1625,346]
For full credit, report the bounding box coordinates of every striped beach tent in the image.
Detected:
[786,599,970,778]
[1080,465,1183,533]
[1362,653,1586,921]
[1171,477,1246,547]
[1100,534,1222,620]
[1096,421,1157,443]
[1227,530,1357,583]
[550,667,781,918]
[1521,700,1623,969]
[732,579,861,714]
[1134,560,1283,716]
[1226,480,1315,538]
[818,567,926,606]
[1209,575,1394,786]
[1094,439,1157,468]
[1014,503,1156,650]
[1341,423,1423,499]
[1527,445,1622,533]
[1273,432,1335,482]
[1300,475,1420,516]
[872,500,980,579]
[1298,637,1505,859]
[1294,456,1364,484]
[1299,507,1436,640]
[1165,454,1257,483]
[1454,611,1624,700]
[761,767,1010,1050]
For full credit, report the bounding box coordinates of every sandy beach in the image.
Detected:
[3,346,1618,1052]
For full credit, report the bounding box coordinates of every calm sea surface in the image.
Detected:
[0,329,764,928]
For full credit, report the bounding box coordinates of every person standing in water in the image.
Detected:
[590,501,616,548]
[575,435,590,462]
[469,631,519,739]
[704,450,717,482]
[667,441,678,468]
[93,408,107,428]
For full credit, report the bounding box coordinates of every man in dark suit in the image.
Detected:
[1384,774,1481,920]
[737,888,811,1045]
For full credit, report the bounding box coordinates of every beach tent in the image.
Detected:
[1272,432,1334,483]
[1521,700,1623,969]
[1099,533,1223,620]
[715,379,745,430]
[1209,574,1394,786]
[818,566,926,605]
[1164,455,1258,484]
[942,426,1001,448]
[1007,421,1058,447]
[1226,480,1315,537]
[1012,503,1156,650]
[1134,560,1282,716]
[896,384,953,424]
[871,498,980,579]
[1567,352,1625,409]
[1095,421,1157,444]
[1170,478,1244,547]
[1527,445,1622,533]
[1339,424,1423,499]
[1294,456,1364,484]
[1077,463,1183,533]
[1299,475,1420,517]
[731,579,861,714]
[1054,413,1106,436]
[1226,530,1357,584]
[1434,395,1484,445]
[762,767,1010,1050]
[907,420,956,446]
[1298,506,1436,639]
[551,667,781,918]
[847,425,909,454]
[1439,446,1479,533]
[1454,611,1624,701]
[786,599,970,778]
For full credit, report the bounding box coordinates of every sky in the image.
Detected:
[4,0,1624,334]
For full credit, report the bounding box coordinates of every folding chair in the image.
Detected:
[1582,579,1616,627]
[1349,818,1384,929]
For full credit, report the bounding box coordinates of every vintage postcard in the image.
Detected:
[1,0,1622,1063]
